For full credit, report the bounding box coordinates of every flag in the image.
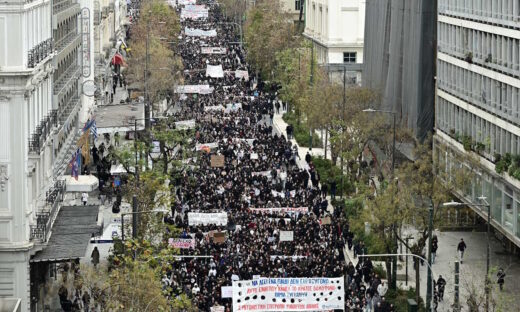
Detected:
[82,119,95,132]
[90,120,98,140]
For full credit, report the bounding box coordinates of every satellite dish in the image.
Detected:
[82,80,97,97]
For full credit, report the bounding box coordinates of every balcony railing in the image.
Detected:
[28,110,58,154]
[27,38,53,69]
[30,180,65,241]
[53,63,80,96]
[54,30,79,54]
[58,96,80,124]
[53,0,76,14]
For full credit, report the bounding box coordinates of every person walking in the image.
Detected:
[91,246,100,267]
[305,151,311,164]
[436,275,446,301]
[431,235,438,264]
[81,192,88,206]
[457,238,467,263]
[497,267,506,290]
[275,101,280,114]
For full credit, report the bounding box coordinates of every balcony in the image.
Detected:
[28,110,58,154]
[58,96,80,125]
[29,180,65,242]
[53,31,81,65]
[53,0,81,27]
[53,63,80,98]
[27,39,53,69]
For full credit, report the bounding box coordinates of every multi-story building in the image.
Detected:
[280,0,304,24]
[0,0,58,309]
[363,0,437,140]
[435,0,520,250]
[303,0,364,84]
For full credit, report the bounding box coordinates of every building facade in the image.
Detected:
[363,0,437,140]
[303,0,364,84]
[279,0,303,24]
[435,0,520,250]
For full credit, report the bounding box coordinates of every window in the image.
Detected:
[295,0,302,10]
[343,52,357,63]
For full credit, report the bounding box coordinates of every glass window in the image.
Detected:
[504,192,513,232]
[492,183,502,223]
[473,173,483,202]
[343,52,357,63]
[295,0,301,10]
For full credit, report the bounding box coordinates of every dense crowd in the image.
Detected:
[155,0,396,311]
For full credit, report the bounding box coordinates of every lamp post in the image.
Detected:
[443,196,491,311]
[358,253,435,312]
[120,208,169,241]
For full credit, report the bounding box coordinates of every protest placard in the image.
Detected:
[210,155,225,168]
[206,64,224,78]
[168,238,195,249]
[186,27,217,37]
[221,286,233,299]
[210,306,225,312]
[174,119,196,129]
[196,142,219,151]
[232,277,344,311]
[320,216,332,225]
[175,85,214,94]
[213,231,227,244]
[201,47,227,54]
[269,255,307,261]
[249,207,308,214]
[234,70,249,81]
[188,212,228,226]
[279,231,294,242]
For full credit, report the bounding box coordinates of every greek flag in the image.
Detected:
[90,120,98,140]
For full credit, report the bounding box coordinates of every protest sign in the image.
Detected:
[185,27,217,37]
[175,85,214,94]
[235,70,249,81]
[279,231,294,242]
[221,286,233,298]
[174,119,196,129]
[180,5,208,19]
[188,212,228,226]
[320,216,332,225]
[232,277,344,311]
[211,155,225,168]
[196,142,219,151]
[168,238,195,249]
[225,103,242,113]
[249,207,308,214]
[250,153,259,160]
[213,231,227,244]
[204,105,225,111]
[201,47,227,54]
[206,64,224,78]
[211,306,225,312]
[269,255,307,261]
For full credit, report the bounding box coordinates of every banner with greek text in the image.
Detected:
[186,27,217,37]
[188,212,228,226]
[249,207,308,214]
[279,231,294,242]
[174,119,196,129]
[201,47,227,54]
[175,85,214,94]
[168,238,195,249]
[235,70,249,81]
[232,277,345,311]
[206,64,224,78]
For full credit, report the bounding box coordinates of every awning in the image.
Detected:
[31,205,100,263]
[63,175,99,192]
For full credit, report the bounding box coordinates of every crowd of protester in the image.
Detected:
[154,0,397,311]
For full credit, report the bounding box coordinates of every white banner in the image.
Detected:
[250,207,308,214]
[235,70,249,81]
[206,64,224,78]
[270,255,307,261]
[168,238,195,249]
[201,47,227,54]
[279,231,294,242]
[188,212,228,226]
[180,5,208,19]
[174,119,196,129]
[225,103,242,112]
[232,277,345,311]
[204,105,225,111]
[211,307,224,312]
[195,142,219,151]
[221,286,233,298]
[186,27,217,37]
[168,0,196,6]
[175,85,214,94]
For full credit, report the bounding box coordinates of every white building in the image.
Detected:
[303,0,364,84]
[435,0,520,251]
[0,0,126,309]
[279,0,303,24]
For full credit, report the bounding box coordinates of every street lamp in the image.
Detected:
[442,196,491,312]
[120,208,169,241]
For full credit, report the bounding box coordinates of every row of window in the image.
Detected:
[26,4,52,54]
[435,142,520,238]
[437,59,520,123]
[436,96,520,157]
[439,0,520,23]
[438,22,520,75]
